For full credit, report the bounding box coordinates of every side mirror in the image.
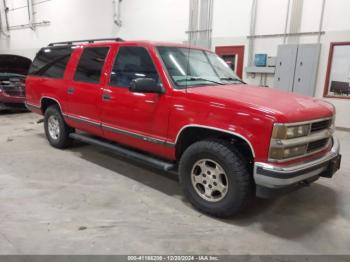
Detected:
[129,78,164,94]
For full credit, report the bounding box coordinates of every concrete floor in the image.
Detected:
[0,111,349,255]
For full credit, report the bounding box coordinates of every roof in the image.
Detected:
[47,38,210,51]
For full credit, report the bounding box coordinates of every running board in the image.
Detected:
[69,133,176,172]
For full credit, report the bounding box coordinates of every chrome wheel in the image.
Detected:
[191,159,228,202]
[48,115,60,140]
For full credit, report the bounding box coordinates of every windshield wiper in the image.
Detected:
[176,77,224,85]
[220,77,245,84]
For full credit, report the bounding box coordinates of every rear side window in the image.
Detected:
[74,47,109,84]
[29,47,73,78]
[110,46,159,87]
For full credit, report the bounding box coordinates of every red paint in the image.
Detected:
[26,41,335,164]
[0,90,25,105]
[215,45,245,79]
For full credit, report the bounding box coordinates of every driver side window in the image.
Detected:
[110,46,160,88]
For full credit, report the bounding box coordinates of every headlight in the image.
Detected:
[272,124,310,139]
[330,116,336,130]
[269,144,308,160]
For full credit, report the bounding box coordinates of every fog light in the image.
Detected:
[270,144,307,160]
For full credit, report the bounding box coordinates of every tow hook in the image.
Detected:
[299,180,311,187]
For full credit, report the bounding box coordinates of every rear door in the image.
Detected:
[65,45,110,136]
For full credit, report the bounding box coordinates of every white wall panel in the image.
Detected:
[118,0,188,41]
[212,0,251,37]
[323,0,350,32]
[254,0,289,35]
[300,0,323,32]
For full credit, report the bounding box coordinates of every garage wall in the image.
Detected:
[118,0,189,41]
[0,0,188,59]
[211,0,350,129]
[0,0,349,128]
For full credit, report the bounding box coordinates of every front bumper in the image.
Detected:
[254,137,341,198]
[0,89,25,103]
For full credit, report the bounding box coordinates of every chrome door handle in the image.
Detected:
[102,93,112,101]
[67,87,75,94]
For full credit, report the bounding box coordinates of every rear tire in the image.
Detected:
[44,105,73,149]
[179,139,252,218]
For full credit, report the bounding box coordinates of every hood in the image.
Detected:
[186,84,335,123]
[0,55,32,75]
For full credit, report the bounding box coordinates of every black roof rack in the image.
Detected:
[48,37,124,46]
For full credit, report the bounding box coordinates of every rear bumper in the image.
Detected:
[254,137,341,198]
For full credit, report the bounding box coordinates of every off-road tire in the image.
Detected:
[179,139,252,218]
[44,105,73,149]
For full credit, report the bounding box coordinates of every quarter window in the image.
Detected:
[110,46,159,87]
[74,47,109,84]
[29,47,73,78]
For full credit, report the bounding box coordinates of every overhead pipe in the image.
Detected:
[0,11,9,37]
[113,0,122,27]
[207,0,214,49]
[27,0,35,30]
[288,0,304,43]
[317,0,326,43]
[187,0,213,49]
[247,0,257,66]
[188,0,199,46]
[1,0,10,37]
[3,0,9,31]
[283,0,291,43]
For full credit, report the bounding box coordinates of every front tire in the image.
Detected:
[179,139,252,218]
[44,105,73,149]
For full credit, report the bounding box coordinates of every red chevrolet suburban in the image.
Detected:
[25,38,341,217]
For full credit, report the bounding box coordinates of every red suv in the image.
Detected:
[26,38,341,217]
[0,55,31,110]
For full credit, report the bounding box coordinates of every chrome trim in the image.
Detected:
[64,114,174,147]
[102,123,174,147]
[40,96,63,113]
[174,124,255,157]
[273,116,333,127]
[270,129,333,148]
[64,114,101,128]
[255,167,327,188]
[254,137,340,188]
[268,138,332,163]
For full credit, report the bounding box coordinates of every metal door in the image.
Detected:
[273,44,298,92]
[293,44,321,96]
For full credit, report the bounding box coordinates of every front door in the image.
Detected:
[101,45,170,156]
[215,46,245,79]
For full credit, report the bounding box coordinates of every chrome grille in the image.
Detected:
[307,138,329,153]
[311,119,331,133]
[269,117,334,162]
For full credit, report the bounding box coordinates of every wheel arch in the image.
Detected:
[175,125,255,162]
[40,96,63,114]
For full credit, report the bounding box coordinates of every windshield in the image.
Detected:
[157,46,244,89]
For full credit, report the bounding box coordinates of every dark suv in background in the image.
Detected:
[0,55,31,110]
